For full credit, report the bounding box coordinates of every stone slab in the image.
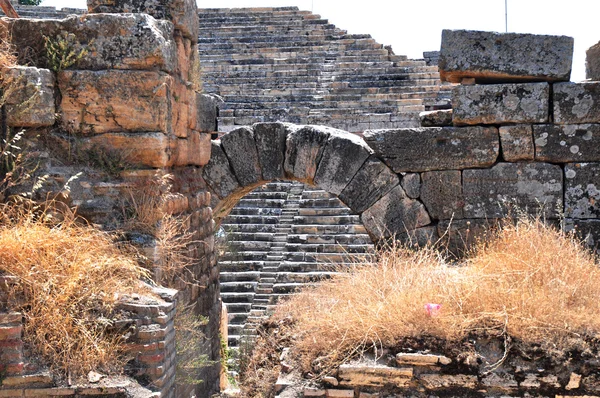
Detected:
[452,83,549,125]
[221,127,262,187]
[419,374,478,390]
[361,185,431,240]
[587,40,600,81]
[396,353,451,366]
[338,364,412,388]
[554,82,600,124]
[4,66,55,128]
[534,124,600,163]
[499,125,534,162]
[565,162,600,219]
[2,14,176,73]
[202,141,240,199]
[419,109,453,127]
[253,122,289,180]
[364,127,499,173]
[284,125,332,183]
[420,170,464,220]
[314,130,372,195]
[463,162,563,219]
[339,156,400,214]
[59,70,172,135]
[439,29,573,83]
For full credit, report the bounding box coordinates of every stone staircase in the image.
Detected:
[218,181,375,348]
[198,7,452,133]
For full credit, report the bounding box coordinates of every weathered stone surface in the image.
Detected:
[587,40,600,81]
[439,29,573,83]
[173,132,211,166]
[284,125,333,183]
[338,364,412,388]
[566,372,582,390]
[82,132,174,168]
[253,122,289,180]
[564,219,600,252]
[401,173,421,199]
[196,94,220,133]
[419,374,478,390]
[202,141,240,199]
[361,185,431,240]
[534,124,600,163]
[481,373,518,392]
[59,70,172,135]
[420,170,463,220]
[463,163,563,219]
[397,226,439,248]
[87,0,198,41]
[339,156,399,213]
[2,14,176,72]
[396,353,451,366]
[314,130,372,195]
[420,109,453,127]
[4,66,55,127]
[221,127,262,187]
[452,83,549,125]
[364,127,499,173]
[565,162,600,219]
[554,82,600,124]
[500,125,534,161]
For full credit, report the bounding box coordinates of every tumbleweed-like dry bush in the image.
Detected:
[272,216,600,374]
[0,204,149,378]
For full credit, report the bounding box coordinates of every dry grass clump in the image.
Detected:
[274,216,600,373]
[0,205,149,378]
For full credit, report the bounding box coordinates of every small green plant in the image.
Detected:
[174,303,211,385]
[18,0,43,5]
[43,32,90,72]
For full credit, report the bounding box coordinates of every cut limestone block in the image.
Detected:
[463,162,563,219]
[554,82,600,124]
[253,122,289,180]
[534,124,600,163]
[59,70,172,135]
[338,364,412,388]
[172,132,211,166]
[439,29,573,83]
[452,83,549,125]
[221,127,262,187]
[363,127,499,173]
[565,162,600,219]
[499,125,534,162]
[361,185,431,240]
[401,173,421,199]
[587,40,600,81]
[4,66,55,128]
[2,14,176,73]
[420,170,463,220]
[196,94,220,133]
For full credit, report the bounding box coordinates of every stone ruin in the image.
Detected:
[2,2,600,398]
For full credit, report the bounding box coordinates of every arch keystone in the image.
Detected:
[253,122,289,180]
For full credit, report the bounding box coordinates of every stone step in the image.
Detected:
[221,292,255,303]
[287,233,372,245]
[220,281,258,293]
[292,215,361,225]
[290,223,368,234]
[219,271,261,282]
[284,243,375,254]
[219,260,264,272]
[223,302,252,314]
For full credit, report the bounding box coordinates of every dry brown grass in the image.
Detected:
[0,204,149,379]
[274,216,600,374]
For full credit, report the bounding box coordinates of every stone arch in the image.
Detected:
[202,122,433,242]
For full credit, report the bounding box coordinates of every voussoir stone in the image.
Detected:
[314,130,372,195]
[339,156,400,213]
[4,66,55,128]
[439,29,573,83]
[59,70,172,135]
[565,162,600,219]
[361,185,431,240]
[284,125,336,183]
[534,124,600,163]
[202,141,240,199]
[554,82,600,124]
[586,40,600,81]
[364,127,499,173]
[253,122,289,180]
[1,14,176,73]
[463,162,563,219]
[499,125,534,161]
[420,170,464,220]
[221,127,262,187]
[338,364,412,388]
[452,83,549,125]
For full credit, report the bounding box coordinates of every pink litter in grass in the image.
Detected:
[424,303,442,316]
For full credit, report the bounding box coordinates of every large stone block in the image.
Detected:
[253,122,288,180]
[202,141,240,199]
[87,0,199,42]
[4,66,55,128]
[284,125,333,183]
[314,130,372,195]
[338,364,412,388]
[420,170,463,220]
[361,185,431,240]
[554,82,600,124]
[339,156,400,213]
[58,70,172,135]
[463,163,563,219]
[196,94,220,133]
[173,132,211,166]
[220,127,262,187]
[363,127,499,173]
[2,14,176,73]
[587,40,600,81]
[452,83,549,125]
[439,30,573,83]
[564,162,600,218]
[499,125,534,162]
[534,124,600,163]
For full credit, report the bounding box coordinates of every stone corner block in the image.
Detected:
[554,82,600,124]
[4,66,55,128]
[439,29,573,83]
